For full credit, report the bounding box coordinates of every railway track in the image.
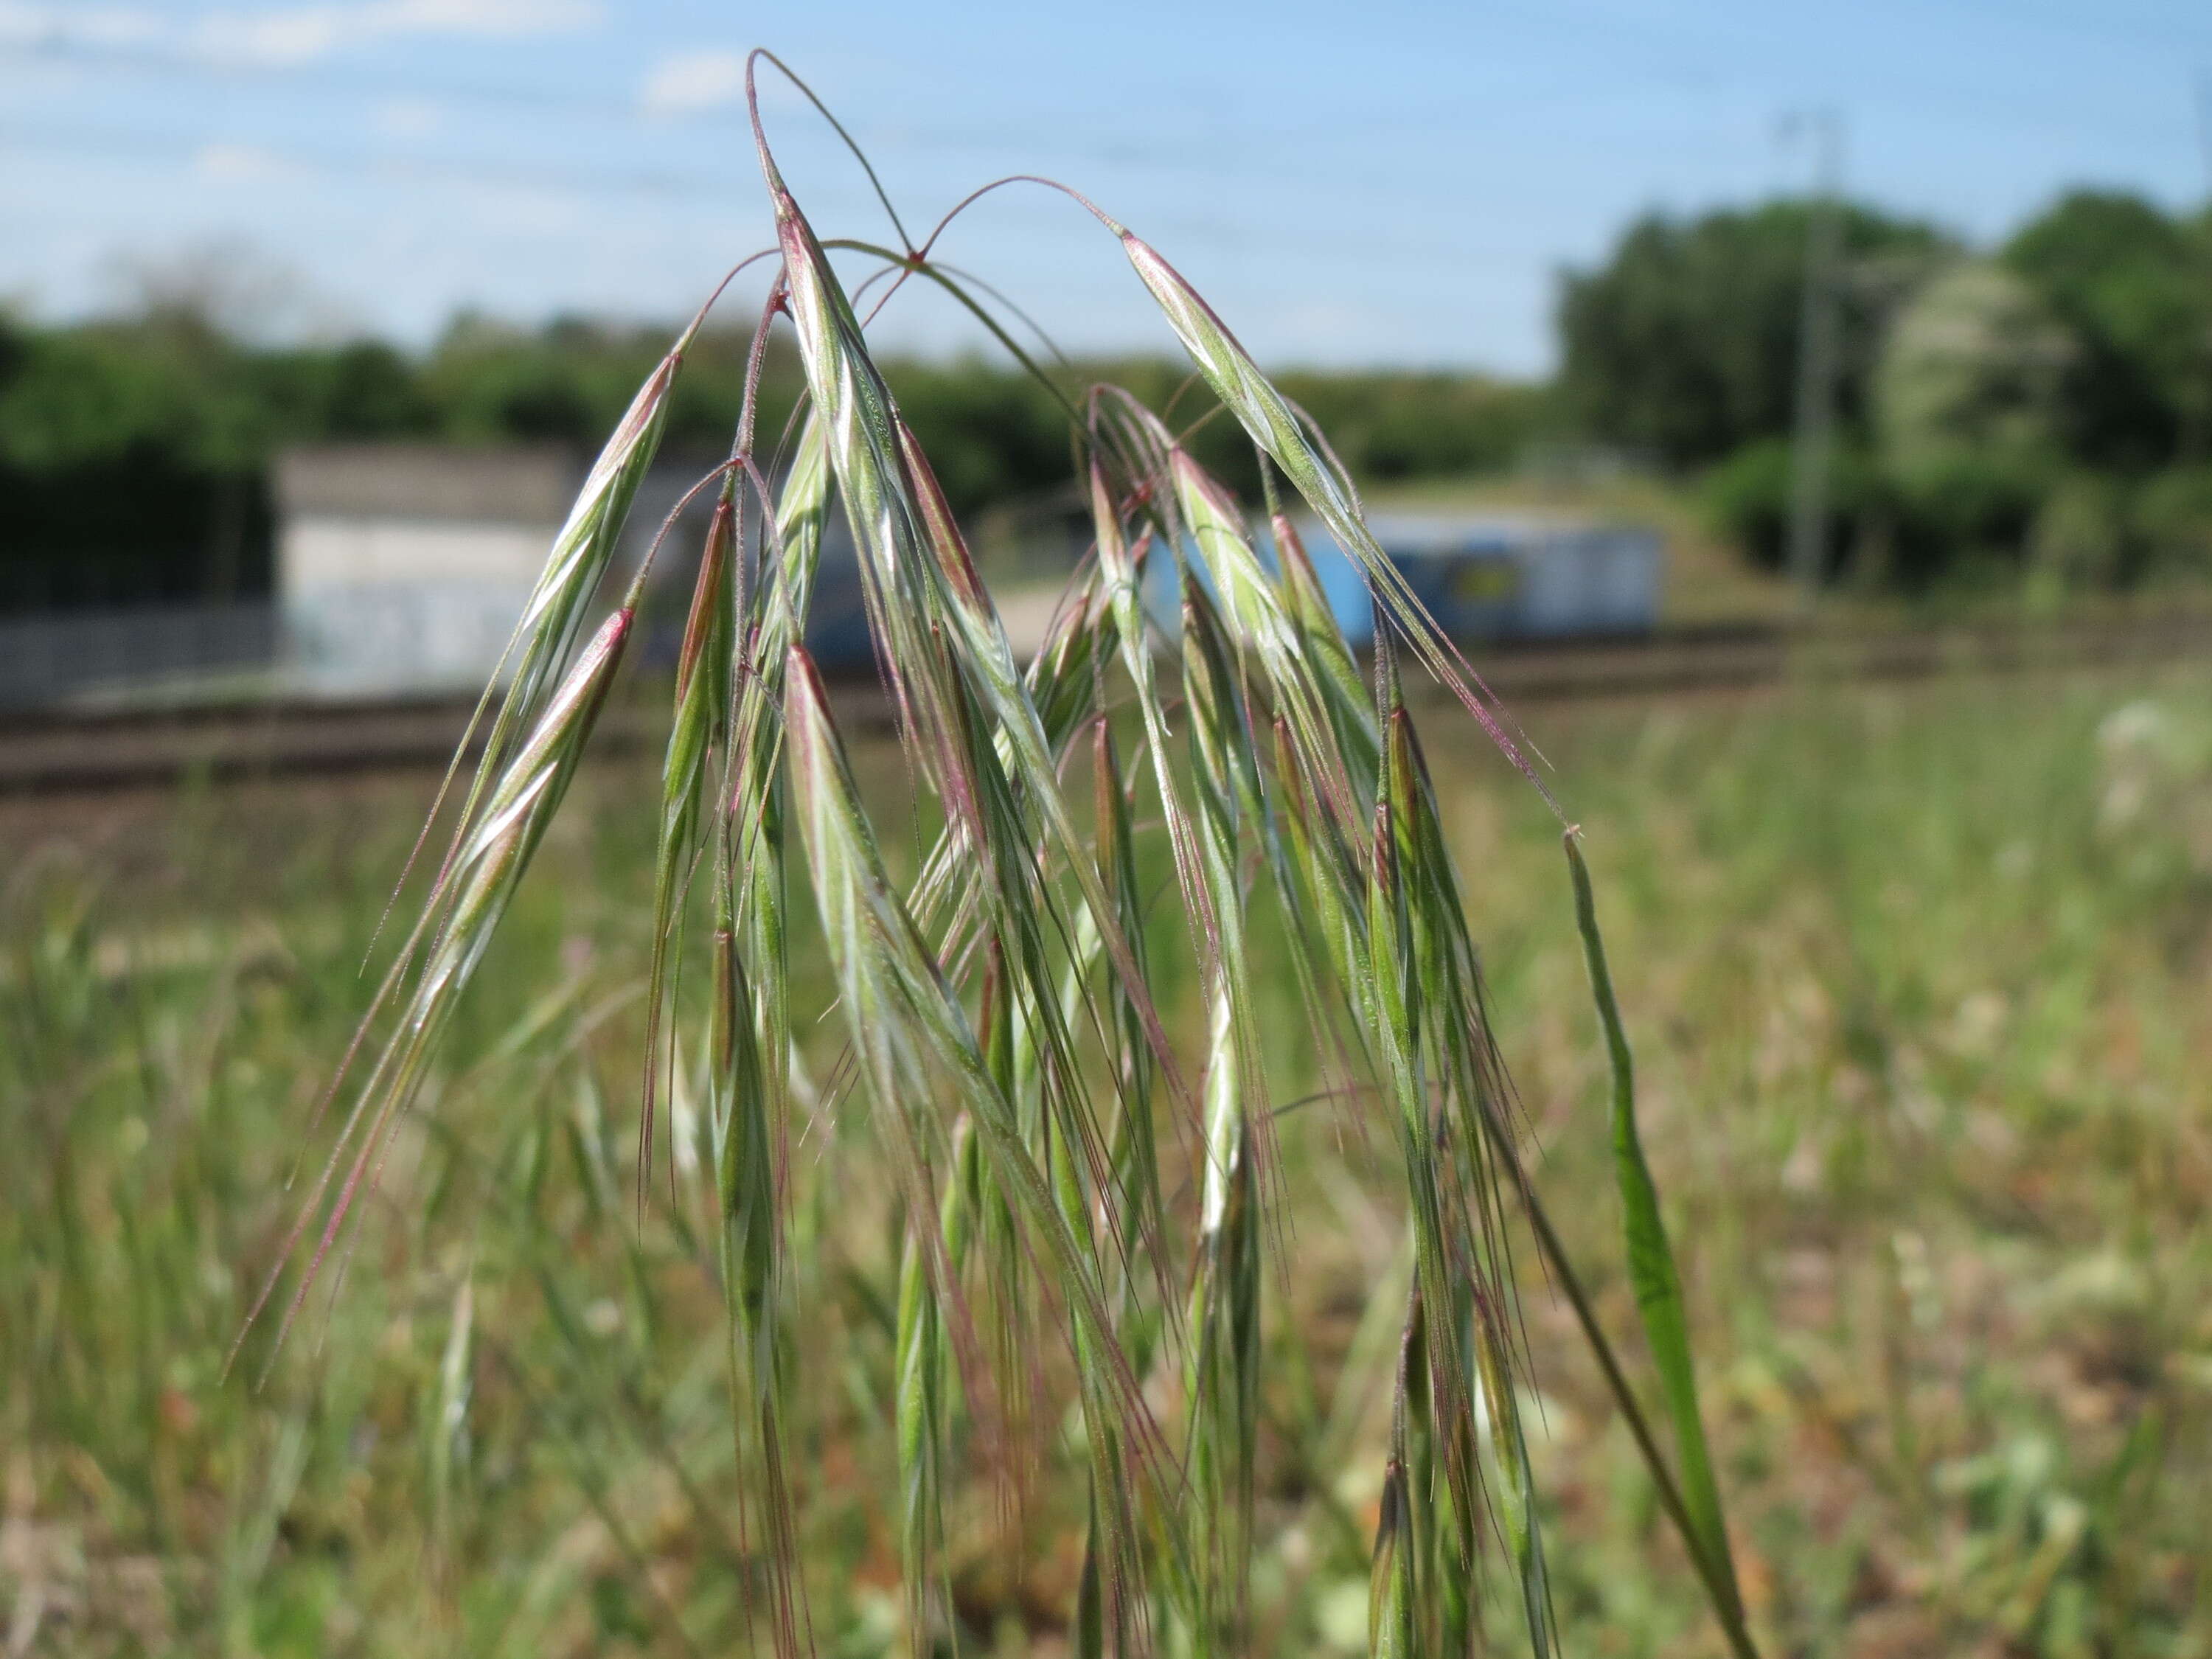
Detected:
[2,613,2205,797]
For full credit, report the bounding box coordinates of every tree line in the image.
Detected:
[4,184,2208,612]
[1562,189,2212,590]
[0,305,1541,613]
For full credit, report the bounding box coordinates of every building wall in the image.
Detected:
[281,516,557,695]
[273,447,580,697]
[274,446,577,526]
[285,577,537,698]
[283,517,558,591]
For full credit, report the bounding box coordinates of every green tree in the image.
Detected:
[1558,199,1952,468]
[1873,259,2074,579]
[0,310,274,607]
[2129,464,2212,580]
[2003,191,2212,469]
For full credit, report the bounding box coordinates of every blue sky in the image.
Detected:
[4,0,2208,373]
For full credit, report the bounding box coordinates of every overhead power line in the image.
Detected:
[1,35,708,126]
[0,118,1563,277]
[2,119,760,201]
[0,38,1373,201]
[5,28,2197,166]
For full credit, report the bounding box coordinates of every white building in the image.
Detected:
[275,445,583,697]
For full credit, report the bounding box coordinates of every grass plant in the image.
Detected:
[220,53,1751,1658]
[9,52,2205,1659]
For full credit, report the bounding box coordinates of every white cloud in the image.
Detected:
[378,0,596,29]
[197,8,344,62]
[192,141,302,183]
[639,48,747,117]
[0,4,166,47]
[195,0,602,65]
[0,0,597,62]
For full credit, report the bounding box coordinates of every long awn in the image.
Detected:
[250,49,1755,1659]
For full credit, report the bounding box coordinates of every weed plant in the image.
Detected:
[17,54,2200,1659]
[204,55,1755,1659]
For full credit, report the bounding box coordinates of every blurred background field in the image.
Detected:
[9,6,2212,1654]
[10,181,2212,624]
[9,10,2212,698]
[8,658,2209,1657]
[9,178,2212,723]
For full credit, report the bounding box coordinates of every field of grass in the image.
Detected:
[6,658,2210,1658]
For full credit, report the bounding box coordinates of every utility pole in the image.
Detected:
[1786,109,1846,613]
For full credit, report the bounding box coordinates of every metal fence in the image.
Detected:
[0,603,280,710]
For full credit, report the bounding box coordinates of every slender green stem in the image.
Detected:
[1477,1094,1761,1659]
[1566,830,1747,1627]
